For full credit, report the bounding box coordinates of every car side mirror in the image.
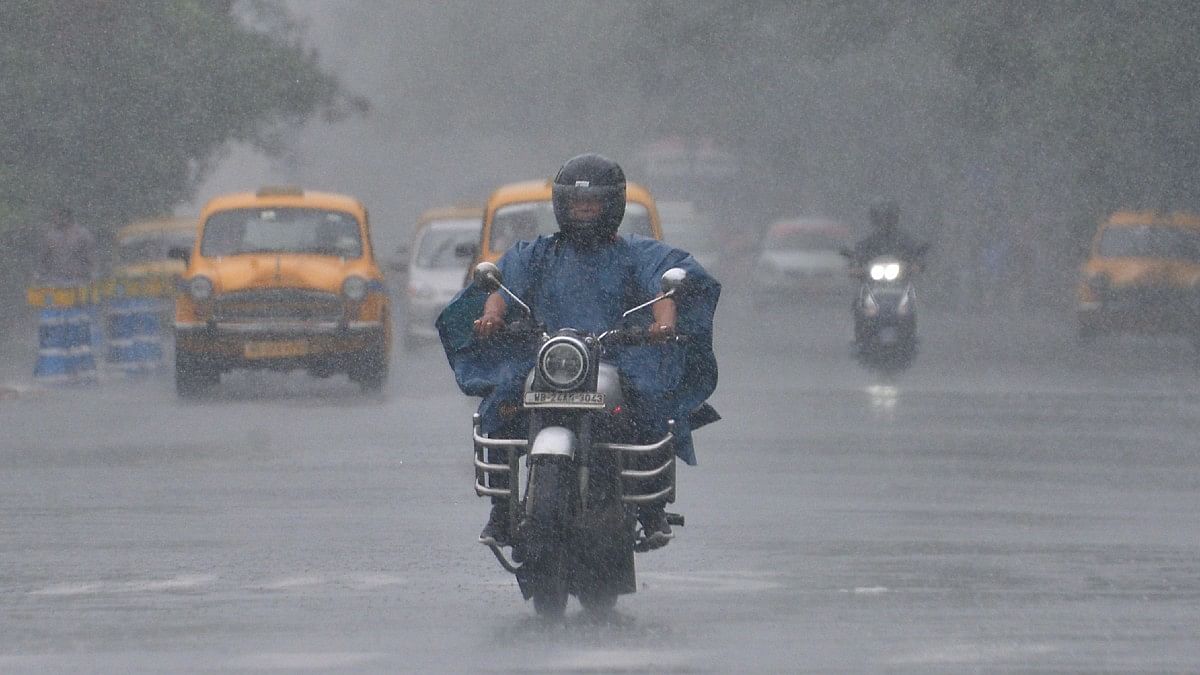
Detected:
[167,247,190,264]
[454,242,478,259]
[473,262,502,292]
[660,267,687,295]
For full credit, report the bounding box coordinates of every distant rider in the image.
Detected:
[848,199,926,267]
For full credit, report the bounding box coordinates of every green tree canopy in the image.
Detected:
[0,0,356,251]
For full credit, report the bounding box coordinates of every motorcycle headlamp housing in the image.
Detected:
[869,262,902,282]
[188,276,213,301]
[342,275,368,301]
[537,336,589,390]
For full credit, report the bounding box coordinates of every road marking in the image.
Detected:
[840,586,889,594]
[889,642,1058,665]
[257,576,327,590]
[29,574,215,596]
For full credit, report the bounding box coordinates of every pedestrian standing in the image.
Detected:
[33,207,100,384]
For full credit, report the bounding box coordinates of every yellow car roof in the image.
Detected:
[485,179,658,212]
[200,188,367,220]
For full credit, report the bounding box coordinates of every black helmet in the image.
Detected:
[869,199,900,231]
[552,153,626,245]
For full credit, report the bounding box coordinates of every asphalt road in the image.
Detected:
[2,297,1199,673]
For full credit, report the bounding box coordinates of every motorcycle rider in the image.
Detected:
[446,153,720,551]
[847,199,927,348]
[848,199,926,267]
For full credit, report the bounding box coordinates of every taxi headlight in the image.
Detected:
[342,276,368,301]
[537,337,589,390]
[188,276,213,301]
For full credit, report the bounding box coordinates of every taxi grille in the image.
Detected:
[212,289,344,322]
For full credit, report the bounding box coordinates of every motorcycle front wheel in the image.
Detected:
[525,459,572,617]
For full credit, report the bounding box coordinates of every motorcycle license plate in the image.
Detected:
[524,391,605,408]
[878,327,898,344]
[244,340,308,359]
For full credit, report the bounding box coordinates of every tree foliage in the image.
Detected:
[0,0,353,256]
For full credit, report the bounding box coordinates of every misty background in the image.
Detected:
[6,0,1200,336]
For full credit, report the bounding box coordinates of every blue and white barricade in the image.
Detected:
[33,304,99,385]
[105,297,165,374]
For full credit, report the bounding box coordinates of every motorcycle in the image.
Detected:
[469,261,687,616]
[839,249,926,371]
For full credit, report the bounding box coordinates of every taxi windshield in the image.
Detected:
[415,221,479,268]
[118,233,193,265]
[1098,226,1200,262]
[490,201,651,250]
[201,208,363,258]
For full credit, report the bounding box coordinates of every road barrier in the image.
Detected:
[27,275,176,383]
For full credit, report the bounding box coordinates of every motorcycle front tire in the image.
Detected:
[525,459,572,617]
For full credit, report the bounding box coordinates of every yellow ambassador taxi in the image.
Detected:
[470,178,663,271]
[115,216,196,280]
[173,187,390,395]
[1077,210,1200,350]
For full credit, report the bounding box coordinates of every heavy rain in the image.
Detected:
[2,1,1199,672]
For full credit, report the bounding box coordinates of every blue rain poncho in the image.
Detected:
[436,234,720,464]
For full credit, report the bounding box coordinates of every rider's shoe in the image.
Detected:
[637,506,674,550]
[479,502,511,546]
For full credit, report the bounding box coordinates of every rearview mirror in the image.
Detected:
[454,242,478,259]
[473,262,502,292]
[660,267,687,295]
[167,247,190,264]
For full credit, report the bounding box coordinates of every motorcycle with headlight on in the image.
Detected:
[839,248,927,371]
[470,261,687,617]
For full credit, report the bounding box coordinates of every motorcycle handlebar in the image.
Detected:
[601,327,687,346]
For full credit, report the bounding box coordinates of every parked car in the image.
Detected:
[172,186,390,395]
[1077,210,1200,350]
[751,217,854,306]
[115,216,196,281]
[470,178,663,271]
[658,200,719,272]
[401,206,483,348]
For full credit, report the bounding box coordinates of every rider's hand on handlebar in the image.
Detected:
[648,322,676,343]
[473,311,505,338]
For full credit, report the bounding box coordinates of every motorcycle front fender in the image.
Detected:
[529,426,576,460]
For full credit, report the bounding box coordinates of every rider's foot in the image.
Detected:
[637,506,674,550]
[479,502,511,546]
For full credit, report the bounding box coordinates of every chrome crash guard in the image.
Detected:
[471,413,677,570]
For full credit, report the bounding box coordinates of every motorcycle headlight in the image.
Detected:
[342,276,368,301]
[537,336,589,390]
[869,262,902,281]
[188,276,213,301]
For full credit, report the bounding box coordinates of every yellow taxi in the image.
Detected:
[471,179,663,270]
[1077,210,1200,349]
[115,216,196,280]
[173,187,390,394]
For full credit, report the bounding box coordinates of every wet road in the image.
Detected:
[2,299,1199,672]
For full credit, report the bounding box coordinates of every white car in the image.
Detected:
[402,215,481,347]
[752,218,853,305]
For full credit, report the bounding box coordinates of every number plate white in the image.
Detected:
[524,391,606,408]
